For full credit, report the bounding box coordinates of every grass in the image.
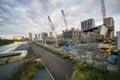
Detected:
[0,57,24,65]
[11,59,45,80]
[0,39,15,46]
[71,61,120,80]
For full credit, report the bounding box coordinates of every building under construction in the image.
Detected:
[62,16,114,43]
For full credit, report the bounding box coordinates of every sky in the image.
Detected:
[0,0,120,37]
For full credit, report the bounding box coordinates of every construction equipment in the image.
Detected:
[61,10,68,30]
[100,0,109,40]
[48,16,58,45]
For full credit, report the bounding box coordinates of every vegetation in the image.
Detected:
[0,57,24,65]
[71,61,120,80]
[11,59,45,80]
[0,39,15,46]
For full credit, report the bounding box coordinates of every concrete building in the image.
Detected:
[81,25,104,42]
[13,36,24,40]
[105,17,114,27]
[49,32,53,37]
[81,19,95,31]
[82,17,115,40]
[34,34,38,40]
[29,32,32,41]
[41,32,48,39]
[105,17,114,40]
[62,28,82,42]
[38,34,41,40]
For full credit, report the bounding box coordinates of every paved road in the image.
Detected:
[32,69,52,80]
[30,43,73,80]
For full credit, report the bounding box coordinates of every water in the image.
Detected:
[0,41,28,54]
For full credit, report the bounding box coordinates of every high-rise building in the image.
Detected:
[34,34,38,40]
[49,32,52,37]
[38,34,40,39]
[62,28,81,42]
[105,17,114,40]
[81,19,95,31]
[41,32,48,39]
[29,32,32,41]
[105,17,114,27]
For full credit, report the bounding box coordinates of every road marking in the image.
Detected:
[45,66,55,80]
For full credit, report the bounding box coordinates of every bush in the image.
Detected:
[12,59,45,80]
[71,61,120,80]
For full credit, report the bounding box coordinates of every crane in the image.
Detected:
[48,16,58,45]
[61,10,68,30]
[48,16,55,32]
[100,0,109,40]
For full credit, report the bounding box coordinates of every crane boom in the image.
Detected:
[48,16,58,44]
[61,10,68,30]
[48,16,54,31]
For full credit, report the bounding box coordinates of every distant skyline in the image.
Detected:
[0,0,120,37]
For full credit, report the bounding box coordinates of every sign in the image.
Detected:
[117,31,120,50]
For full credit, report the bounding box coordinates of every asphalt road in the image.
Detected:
[30,43,73,80]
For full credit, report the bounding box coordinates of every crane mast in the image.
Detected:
[100,0,109,40]
[100,0,106,25]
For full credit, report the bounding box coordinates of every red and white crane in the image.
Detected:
[48,16,55,32]
[48,16,58,44]
[61,10,68,30]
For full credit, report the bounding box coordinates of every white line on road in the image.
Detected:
[45,66,55,80]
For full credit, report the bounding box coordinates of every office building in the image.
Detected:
[29,32,32,41]
[13,36,24,40]
[81,19,95,31]
[41,32,48,39]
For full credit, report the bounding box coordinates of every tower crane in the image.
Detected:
[61,10,68,30]
[48,16,55,32]
[48,16,58,44]
[100,0,109,40]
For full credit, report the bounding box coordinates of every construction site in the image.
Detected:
[27,0,120,74]
[0,0,120,80]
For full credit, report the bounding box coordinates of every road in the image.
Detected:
[30,43,73,80]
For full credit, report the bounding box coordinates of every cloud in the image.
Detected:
[0,0,120,37]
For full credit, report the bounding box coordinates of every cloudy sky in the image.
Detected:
[0,0,120,37]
